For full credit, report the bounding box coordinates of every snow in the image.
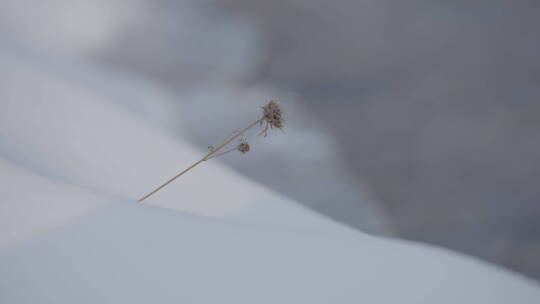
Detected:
[0,48,323,227]
[0,0,146,57]
[1,46,539,303]
[0,0,392,235]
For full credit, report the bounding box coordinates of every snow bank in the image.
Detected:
[0,48,327,228]
[0,0,145,57]
[0,0,391,235]
[0,47,539,303]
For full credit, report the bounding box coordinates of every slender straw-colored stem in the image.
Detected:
[206,147,238,160]
[138,119,261,202]
[205,119,260,159]
[137,158,207,202]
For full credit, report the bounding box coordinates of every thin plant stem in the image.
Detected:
[137,158,207,202]
[205,147,239,160]
[138,119,261,202]
[204,119,260,160]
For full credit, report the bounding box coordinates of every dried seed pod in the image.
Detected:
[259,100,284,137]
[237,139,251,154]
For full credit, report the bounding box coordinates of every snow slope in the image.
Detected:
[0,47,539,303]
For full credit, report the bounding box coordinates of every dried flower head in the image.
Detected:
[237,139,250,154]
[139,100,284,202]
[259,100,284,137]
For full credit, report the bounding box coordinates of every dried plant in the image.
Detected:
[138,101,283,202]
[206,138,250,160]
[237,138,251,154]
[259,100,284,137]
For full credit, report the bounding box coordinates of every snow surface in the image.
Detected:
[0,0,392,237]
[1,46,539,303]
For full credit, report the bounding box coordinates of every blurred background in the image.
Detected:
[1,0,539,279]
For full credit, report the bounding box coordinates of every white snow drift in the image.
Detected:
[0,46,539,303]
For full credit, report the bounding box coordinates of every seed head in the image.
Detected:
[237,139,251,154]
[259,100,284,137]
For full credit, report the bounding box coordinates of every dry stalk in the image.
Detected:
[138,101,283,202]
